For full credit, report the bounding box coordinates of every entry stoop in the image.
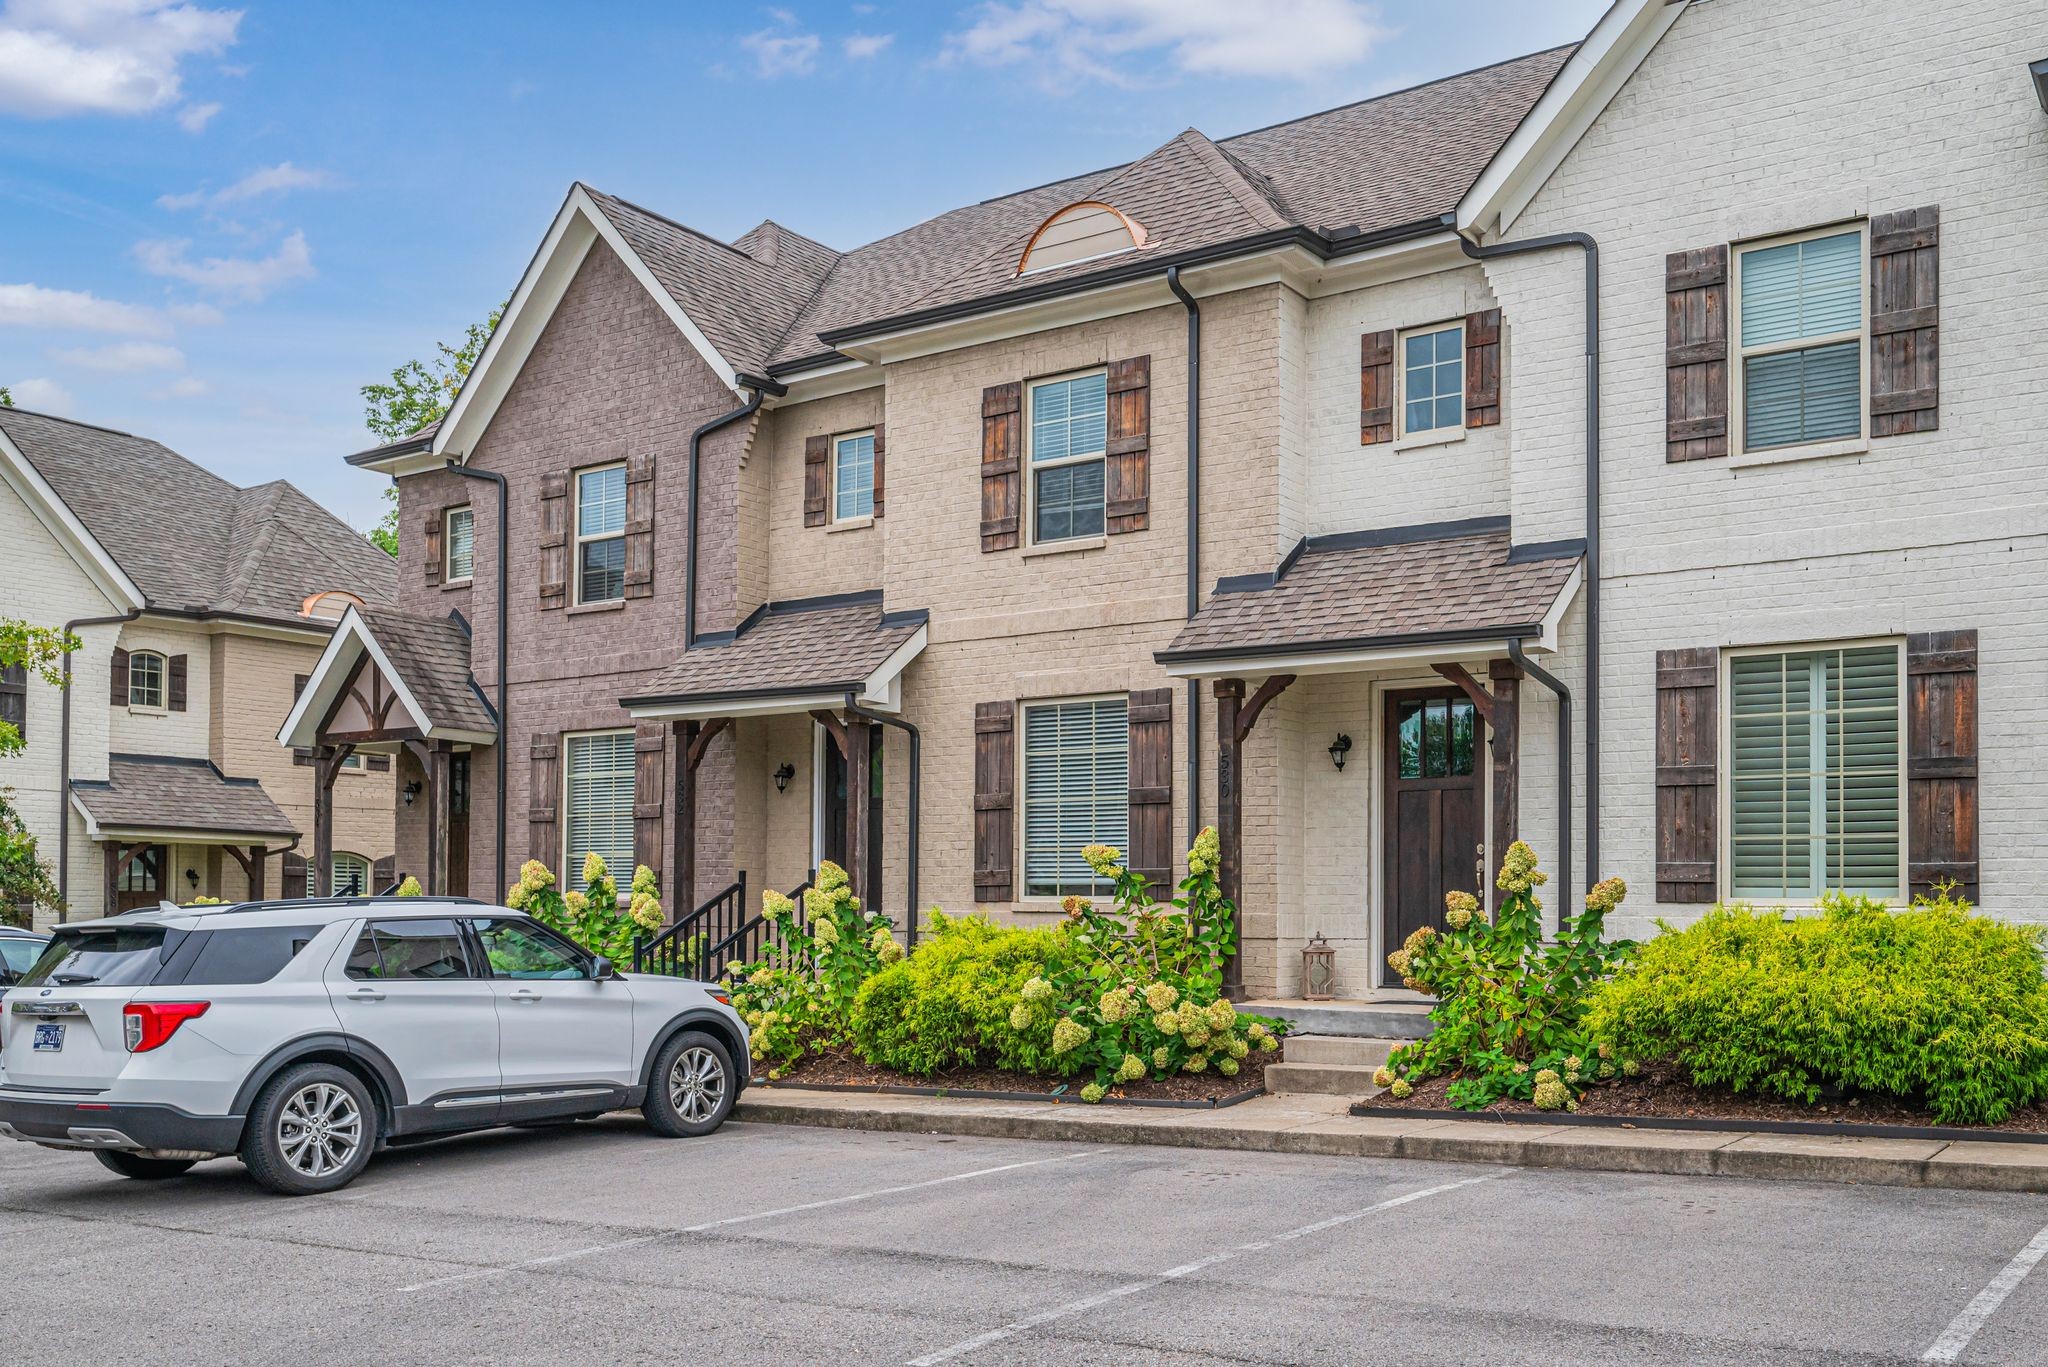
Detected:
[1262,1034,1408,1097]
[1241,998,1434,1041]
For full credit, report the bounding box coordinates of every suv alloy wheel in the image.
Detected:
[241,1062,376,1195]
[642,1030,736,1138]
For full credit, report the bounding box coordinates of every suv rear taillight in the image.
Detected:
[123,1002,209,1052]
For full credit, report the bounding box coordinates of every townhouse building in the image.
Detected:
[299,0,2048,999]
[0,408,399,926]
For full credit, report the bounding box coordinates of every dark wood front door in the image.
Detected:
[113,844,167,913]
[819,726,883,897]
[447,753,471,898]
[1382,688,1484,987]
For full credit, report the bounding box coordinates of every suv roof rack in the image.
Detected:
[115,895,491,919]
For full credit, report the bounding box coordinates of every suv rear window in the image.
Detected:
[167,926,323,986]
[15,926,178,988]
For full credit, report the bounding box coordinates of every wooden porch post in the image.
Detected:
[1212,679,1245,1001]
[845,717,872,906]
[428,742,453,896]
[312,745,338,897]
[1487,659,1522,909]
[247,845,266,900]
[673,720,698,918]
[102,841,119,914]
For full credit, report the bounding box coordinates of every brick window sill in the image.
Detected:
[828,516,874,535]
[1729,435,1869,470]
[1022,534,1106,560]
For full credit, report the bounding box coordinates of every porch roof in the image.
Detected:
[1157,517,1582,676]
[276,604,497,750]
[621,592,929,720]
[70,754,298,843]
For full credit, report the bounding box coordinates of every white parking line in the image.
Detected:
[397,1146,1110,1294]
[1921,1222,2048,1363]
[904,1169,1507,1366]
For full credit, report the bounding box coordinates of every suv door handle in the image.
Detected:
[347,987,385,1002]
[508,989,542,1003]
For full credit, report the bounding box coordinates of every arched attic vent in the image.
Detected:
[1018,201,1147,276]
[300,590,366,622]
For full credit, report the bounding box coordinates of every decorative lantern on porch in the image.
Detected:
[1301,932,1336,1001]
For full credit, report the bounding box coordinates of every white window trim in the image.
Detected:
[1393,318,1468,446]
[561,727,636,879]
[830,428,876,524]
[1016,692,1130,906]
[1729,220,1870,462]
[444,505,474,584]
[1023,368,1109,549]
[573,462,627,606]
[1716,635,1909,909]
[128,649,167,711]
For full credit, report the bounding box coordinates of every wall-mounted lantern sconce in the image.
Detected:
[184,867,200,890]
[1328,734,1353,772]
[402,780,422,807]
[773,763,795,794]
[2033,57,2048,114]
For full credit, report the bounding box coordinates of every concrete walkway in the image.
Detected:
[735,1087,2048,1193]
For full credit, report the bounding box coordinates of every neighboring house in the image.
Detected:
[0,407,400,926]
[306,0,2048,999]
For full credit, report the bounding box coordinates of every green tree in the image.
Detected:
[0,620,78,924]
[0,385,13,407]
[360,308,503,557]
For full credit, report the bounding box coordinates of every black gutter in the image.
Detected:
[685,379,781,650]
[56,609,144,919]
[1458,223,1601,895]
[1166,264,1203,849]
[842,693,921,948]
[344,432,436,467]
[1158,623,1543,669]
[444,459,510,897]
[1508,638,1571,925]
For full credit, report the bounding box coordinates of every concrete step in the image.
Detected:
[1262,1062,1387,1097]
[1243,999,1435,1041]
[1281,1034,1402,1068]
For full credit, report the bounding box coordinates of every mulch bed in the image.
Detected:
[1356,1064,2048,1135]
[756,1045,1272,1108]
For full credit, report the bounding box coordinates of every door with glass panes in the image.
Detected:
[1381,688,1483,988]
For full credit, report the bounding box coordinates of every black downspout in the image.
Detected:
[842,693,920,947]
[444,461,510,897]
[1459,227,1600,894]
[1509,638,1571,923]
[56,608,143,920]
[1166,265,1202,849]
[685,382,776,650]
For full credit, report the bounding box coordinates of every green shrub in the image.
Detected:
[725,859,903,1075]
[849,911,1067,1073]
[1585,890,2048,1126]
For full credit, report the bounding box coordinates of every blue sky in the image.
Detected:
[0,0,1608,533]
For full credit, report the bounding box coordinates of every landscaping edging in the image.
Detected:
[1350,1103,2048,1146]
[754,1078,1264,1110]
[732,1090,2048,1193]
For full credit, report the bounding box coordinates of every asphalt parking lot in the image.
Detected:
[3,1117,2047,1365]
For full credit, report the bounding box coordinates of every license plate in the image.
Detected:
[32,1022,63,1052]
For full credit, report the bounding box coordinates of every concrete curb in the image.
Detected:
[733,1092,2048,1193]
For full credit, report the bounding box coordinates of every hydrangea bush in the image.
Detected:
[505,854,665,967]
[725,860,903,1076]
[1378,842,1634,1111]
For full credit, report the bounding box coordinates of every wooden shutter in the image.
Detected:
[1654,647,1717,902]
[1464,309,1501,428]
[538,472,569,609]
[972,701,1015,900]
[291,673,314,766]
[366,753,391,772]
[281,852,308,900]
[979,383,1022,552]
[870,423,886,519]
[167,654,187,712]
[529,733,560,863]
[1126,688,1173,894]
[371,855,396,893]
[1871,206,1939,437]
[632,721,666,877]
[1666,246,1729,461]
[623,453,656,598]
[109,647,129,706]
[423,511,444,587]
[0,665,26,741]
[1105,355,1150,534]
[1359,330,1394,445]
[803,435,830,527]
[1907,629,1977,900]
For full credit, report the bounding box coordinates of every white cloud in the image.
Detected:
[50,340,184,372]
[133,228,314,300]
[0,281,171,336]
[149,375,208,399]
[843,32,893,59]
[943,0,1388,87]
[175,98,220,131]
[6,377,73,412]
[168,301,224,326]
[0,0,241,119]
[740,22,820,77]
[158,161,339,211]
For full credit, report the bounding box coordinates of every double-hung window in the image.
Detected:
[1735,226,1866,453]
[833,431,874,522]
[1398,321,1464,440]
[564,730,635,881]
[1727,642,1903,901]
[128,651,165,709]
[575,464,627,604]
[1022,697,1128,898]
[445,505,474,582]
[1028,371,1107,544]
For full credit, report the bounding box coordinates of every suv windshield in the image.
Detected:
[16,925,177,988]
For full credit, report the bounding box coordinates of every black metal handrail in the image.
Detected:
[698,872,813,983]
[633,873,747,979]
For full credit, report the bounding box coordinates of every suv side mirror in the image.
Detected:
[591,956,616,981]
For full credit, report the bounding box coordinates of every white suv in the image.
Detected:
[0,897,749,1195]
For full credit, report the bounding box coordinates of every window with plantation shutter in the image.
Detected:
[565,731,635,881]
[1022,697,1128,899]
[1728,643,1902,901]
[1735,227,1865,453]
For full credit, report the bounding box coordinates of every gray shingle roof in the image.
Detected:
[72,753,298,839]
[0,407,398,622]
[624,595,926,707]
[1158,522,1580,664]
[357,607,497,735]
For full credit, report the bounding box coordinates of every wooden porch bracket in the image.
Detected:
[688,716,734,772]
[223,843,268,901]
[1431,662,1497,729]
[1234,673,1298,746]
[808,709,848,760]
